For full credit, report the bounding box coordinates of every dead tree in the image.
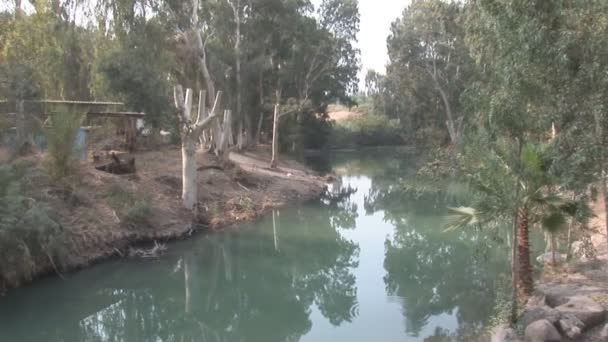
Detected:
[174,85,222,210]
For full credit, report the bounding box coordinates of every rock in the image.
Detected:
[557,313,584,339]
[527,294,547,308]
[536,252,565,264]
[524,319,562,341]
[555,295,606,328]
[492,324,522,342]
[600,322,608,341]
[570,241,584,257]
[520,305,561,327]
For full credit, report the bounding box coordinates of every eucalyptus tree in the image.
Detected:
[386,0,474,146]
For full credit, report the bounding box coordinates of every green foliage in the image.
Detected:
[329,114,404,148]
[44,109,85,180]
[105,185,152,228]
[0,163,66,289]
[97,19,174,129]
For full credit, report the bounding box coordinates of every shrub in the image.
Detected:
[44,109,85,180]
[329,114,404,148]
[0,164,66,289]
[105,185,153,228]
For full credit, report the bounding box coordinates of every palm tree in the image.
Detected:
[446,143,581,298]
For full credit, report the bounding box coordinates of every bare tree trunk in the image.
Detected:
[234,0,244,148]
[593,108,608,246]
[270,102,279,169]
[182,139,198,210]
[218,109,232,160]
[174,86,222,210]
[255,111,264,144]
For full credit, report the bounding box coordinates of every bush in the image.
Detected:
[105,185,153,228]
[329,114,404,148]
[44,109,85,180]
[0,164,66,289]
[415,126,448,148]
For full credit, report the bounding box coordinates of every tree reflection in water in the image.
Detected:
[0,187,360,342]
[355,150,510,340]
[0,148,513,342]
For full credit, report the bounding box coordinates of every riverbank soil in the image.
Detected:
[537,196,608,341]
[0,144,325,292]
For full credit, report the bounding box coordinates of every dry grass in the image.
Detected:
[0,144,325,292]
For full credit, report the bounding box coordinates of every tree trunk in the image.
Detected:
[510,203,519,323]
[593,108,608,246]
[174,85,221,210]
[602,177,608,247]
[181,139,198,210]
[270,103,279,169]
[234,0,243,149]
[517,207,534,298]
[255,111,264,144]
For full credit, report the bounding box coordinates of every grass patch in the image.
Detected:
[105,184,153,228]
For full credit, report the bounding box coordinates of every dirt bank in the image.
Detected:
[1,145,326,293]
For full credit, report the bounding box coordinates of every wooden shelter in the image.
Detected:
[0,100,145,152]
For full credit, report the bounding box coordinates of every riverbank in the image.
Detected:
[503,197,608,341]
[0,145,326,293]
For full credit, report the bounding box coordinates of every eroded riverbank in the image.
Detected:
[0,145,326,293]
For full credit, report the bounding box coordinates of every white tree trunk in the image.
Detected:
[182,139,198,210]
[174,85,222,210]
[270,103,280,168]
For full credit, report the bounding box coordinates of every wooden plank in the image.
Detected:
[26,100,124,105]
[86,111,145,118]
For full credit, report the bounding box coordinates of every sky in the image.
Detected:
[312,0,410,83]
[354,0,409,74]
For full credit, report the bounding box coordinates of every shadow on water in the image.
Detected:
[0,147,529,341]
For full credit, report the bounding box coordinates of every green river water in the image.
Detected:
[0,149,543,341]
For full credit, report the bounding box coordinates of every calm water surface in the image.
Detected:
[0,149,538,341]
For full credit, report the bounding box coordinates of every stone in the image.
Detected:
[600,322,608,342]
[492,324,522,342]
[557,313,584,339]
[555,295,606,328]
[520,305,561,327]
[536,252,565,264]
[526,294,547,308]
[524,319,562,341]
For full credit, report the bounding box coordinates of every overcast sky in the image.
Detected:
[313,0,409,81]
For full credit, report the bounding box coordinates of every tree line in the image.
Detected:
[0,0,360,154]
[370,0,608,322]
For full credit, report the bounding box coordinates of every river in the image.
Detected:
[0,148,540,341]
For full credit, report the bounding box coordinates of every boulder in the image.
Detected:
[536,252,565,264]
[557,313,584,339]
[555,295,606,328]
[524,319,562,341]
[526,294,547,308]
[520,305,561,327]
[492,324,522,342]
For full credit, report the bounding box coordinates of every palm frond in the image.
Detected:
[541,211,567,233]
[444,207,483,232]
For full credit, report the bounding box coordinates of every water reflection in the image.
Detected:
[0,192,359,342]
[0,148,512,342]
[361,151,509,340]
